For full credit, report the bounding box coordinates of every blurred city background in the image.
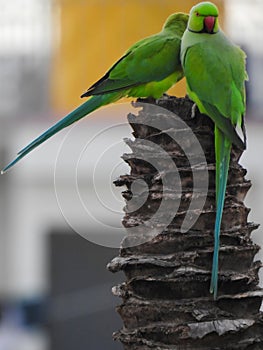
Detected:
[0,0,262,349]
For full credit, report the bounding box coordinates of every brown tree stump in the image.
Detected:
[108,95,263,350]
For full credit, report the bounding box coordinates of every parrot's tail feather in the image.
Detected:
[2,94,120,173]
[210,127,231,300]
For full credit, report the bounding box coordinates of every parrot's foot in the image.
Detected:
[136,97,156,104]
[156,93,169,103]
[191,103,197,119]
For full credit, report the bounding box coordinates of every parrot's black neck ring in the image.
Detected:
[188,28,218,34]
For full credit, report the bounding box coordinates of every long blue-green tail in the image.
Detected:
[210,126,231,300]
[1,93,121,173]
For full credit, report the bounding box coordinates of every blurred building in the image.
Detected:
[226,0,263,115]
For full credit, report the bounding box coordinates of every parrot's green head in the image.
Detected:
[188,2,219,34]
[163,13,189,36]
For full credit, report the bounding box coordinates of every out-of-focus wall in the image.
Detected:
[226,0,263,117]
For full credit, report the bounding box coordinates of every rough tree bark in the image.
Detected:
[108,95,263,350]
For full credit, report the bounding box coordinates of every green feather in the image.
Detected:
[181,33,246,148]
[83,13,188,98]
[181,2,247,299]
[2,93,121,173]
[2,12,188,173]
[210,127,231,299]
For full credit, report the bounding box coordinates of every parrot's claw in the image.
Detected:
[156,93,169,103]
[191,103,197,119]
[136,97,156,104]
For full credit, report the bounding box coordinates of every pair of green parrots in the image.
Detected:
[2,2,247,299]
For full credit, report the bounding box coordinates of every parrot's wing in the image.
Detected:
[183,40,247,149]
[201,101,246,150]
[82,34,182,97]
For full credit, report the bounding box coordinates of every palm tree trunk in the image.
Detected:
[108,95,263,350]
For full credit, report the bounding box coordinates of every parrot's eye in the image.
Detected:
[195,12,200,17]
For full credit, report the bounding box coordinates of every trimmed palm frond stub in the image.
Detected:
[108,95,263,350]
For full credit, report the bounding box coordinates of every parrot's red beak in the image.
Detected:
[204,16,215,33]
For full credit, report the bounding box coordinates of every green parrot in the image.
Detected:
[2,12,189,173]
[181,2,247,299]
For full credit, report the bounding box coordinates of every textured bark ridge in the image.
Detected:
[108,96,263,350]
